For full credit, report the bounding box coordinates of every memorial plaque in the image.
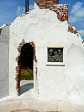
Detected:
[48,48,63,62]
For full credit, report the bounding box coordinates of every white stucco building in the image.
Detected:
[0,0,84,105]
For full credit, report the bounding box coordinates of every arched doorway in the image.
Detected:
[16,41,35,95]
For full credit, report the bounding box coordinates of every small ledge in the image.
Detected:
[46,63,65,66]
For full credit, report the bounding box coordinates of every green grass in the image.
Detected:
[20,68,33,80]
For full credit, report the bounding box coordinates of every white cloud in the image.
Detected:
[69,1,84,40]
[78,30,84,40]
[71,2,82,14]
[17,6,24,16]
[70,2,84,23]
[79,30,84,36]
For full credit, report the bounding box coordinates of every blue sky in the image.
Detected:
[0,0,17,26]
[0,0,84,39]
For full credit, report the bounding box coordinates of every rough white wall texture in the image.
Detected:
[0,26,9,98]
[9,5,84,105]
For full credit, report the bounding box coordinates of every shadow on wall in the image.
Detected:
[20,83,33,95]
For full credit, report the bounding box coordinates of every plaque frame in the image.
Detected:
[46,44,65,66]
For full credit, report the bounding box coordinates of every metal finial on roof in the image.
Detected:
[25,0,29,13]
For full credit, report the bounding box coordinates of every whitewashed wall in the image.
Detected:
[9,5,84,105]
[0,26,9,98]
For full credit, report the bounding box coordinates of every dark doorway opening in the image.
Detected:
[18,43,34,80]
[19,43,33,69]
[17,42,34,95]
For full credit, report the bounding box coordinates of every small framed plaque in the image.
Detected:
[47,47,65,66]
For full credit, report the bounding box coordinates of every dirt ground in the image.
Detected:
[0,88,84,112]
[0,97,84,112]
